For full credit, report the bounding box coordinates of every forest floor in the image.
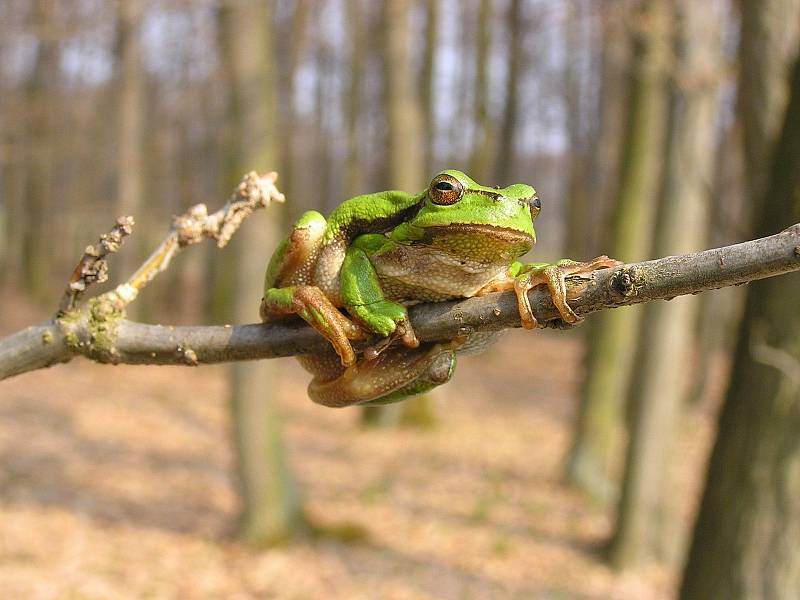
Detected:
[0,298,720,600]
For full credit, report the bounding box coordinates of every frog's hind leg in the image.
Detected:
[261,210,366,366]
[262,285,365,367]
[301,343,456,408]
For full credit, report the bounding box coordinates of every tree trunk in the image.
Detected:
[218,0,303,545]
[362,0,436,427]
[689,0,800,406]
[383,0,424,190]
[494,0,522,184]
[566,0,671,501]
[680,51,800,600]
[21,0,60,301]
[468,0,495,183]
[585,0,633,257]
[738,0,800,221]
[421,0,438,175]
[113,0,146,318]
[344,0,365,197]
[276,0,309,217]
[562,0,593,260]
[607,0,722,569]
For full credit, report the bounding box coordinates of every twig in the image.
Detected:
[58,216,135,314]
[1,223,799,380]
[107,170,284,308]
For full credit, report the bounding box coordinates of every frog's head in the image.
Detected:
[392,170,539,260]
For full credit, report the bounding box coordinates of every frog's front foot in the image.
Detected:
[513,256,621,329]
[348,299,420,361]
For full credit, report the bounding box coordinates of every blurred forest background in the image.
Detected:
[2,0,800,598]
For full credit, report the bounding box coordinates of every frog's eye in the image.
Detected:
[429,174,464,205]
[529,195,541,219]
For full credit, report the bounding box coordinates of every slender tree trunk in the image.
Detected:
[738,0,800,221]
[21,0,60,301]
[587,0,632,257]
[680,51,800,600]
[566,0,671,501]
[362,0,435,427]
[1,99,23,288]
[421,0,439,175]
[313,37,332,208]
[687,122,746,407]
[277,0,309,218]
[344,0,365,197]
[468,0,495,183]
[562,0,591,260]
[494,0,522,184]
[113,0,146,319]
[689,0,800,405]
[383,0,424,191]
[218,0,303,545]
[607,0,722,569]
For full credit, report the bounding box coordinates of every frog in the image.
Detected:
[260,170,619,407]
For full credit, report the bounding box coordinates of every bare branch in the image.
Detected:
[57,216,135,314]
[2,223,798,380]
[0,320,71,379]
[107,171,285,309]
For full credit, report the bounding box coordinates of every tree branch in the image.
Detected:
[1,185,799,381]
[58,216,135,314]
[103,170,284,308]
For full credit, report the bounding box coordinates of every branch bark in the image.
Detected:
[2,223,799,381]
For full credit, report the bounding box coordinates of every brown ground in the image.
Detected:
[0,300,716,600]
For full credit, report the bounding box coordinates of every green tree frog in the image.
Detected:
[261,170,619,407]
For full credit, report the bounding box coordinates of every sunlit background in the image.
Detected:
[2,0,799,598]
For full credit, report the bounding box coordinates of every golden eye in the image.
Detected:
[529,195,541,219]
[429,174,464,205]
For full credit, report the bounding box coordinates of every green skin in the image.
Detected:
[260,170,618,407]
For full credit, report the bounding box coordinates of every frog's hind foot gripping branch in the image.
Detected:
[261,285,366,367]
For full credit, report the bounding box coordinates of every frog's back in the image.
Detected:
[323,190,424,243]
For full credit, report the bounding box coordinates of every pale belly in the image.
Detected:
[370,244,511,303]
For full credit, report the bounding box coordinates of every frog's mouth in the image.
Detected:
[417,224,535,260]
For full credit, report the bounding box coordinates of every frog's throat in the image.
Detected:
[416,223,535,249]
